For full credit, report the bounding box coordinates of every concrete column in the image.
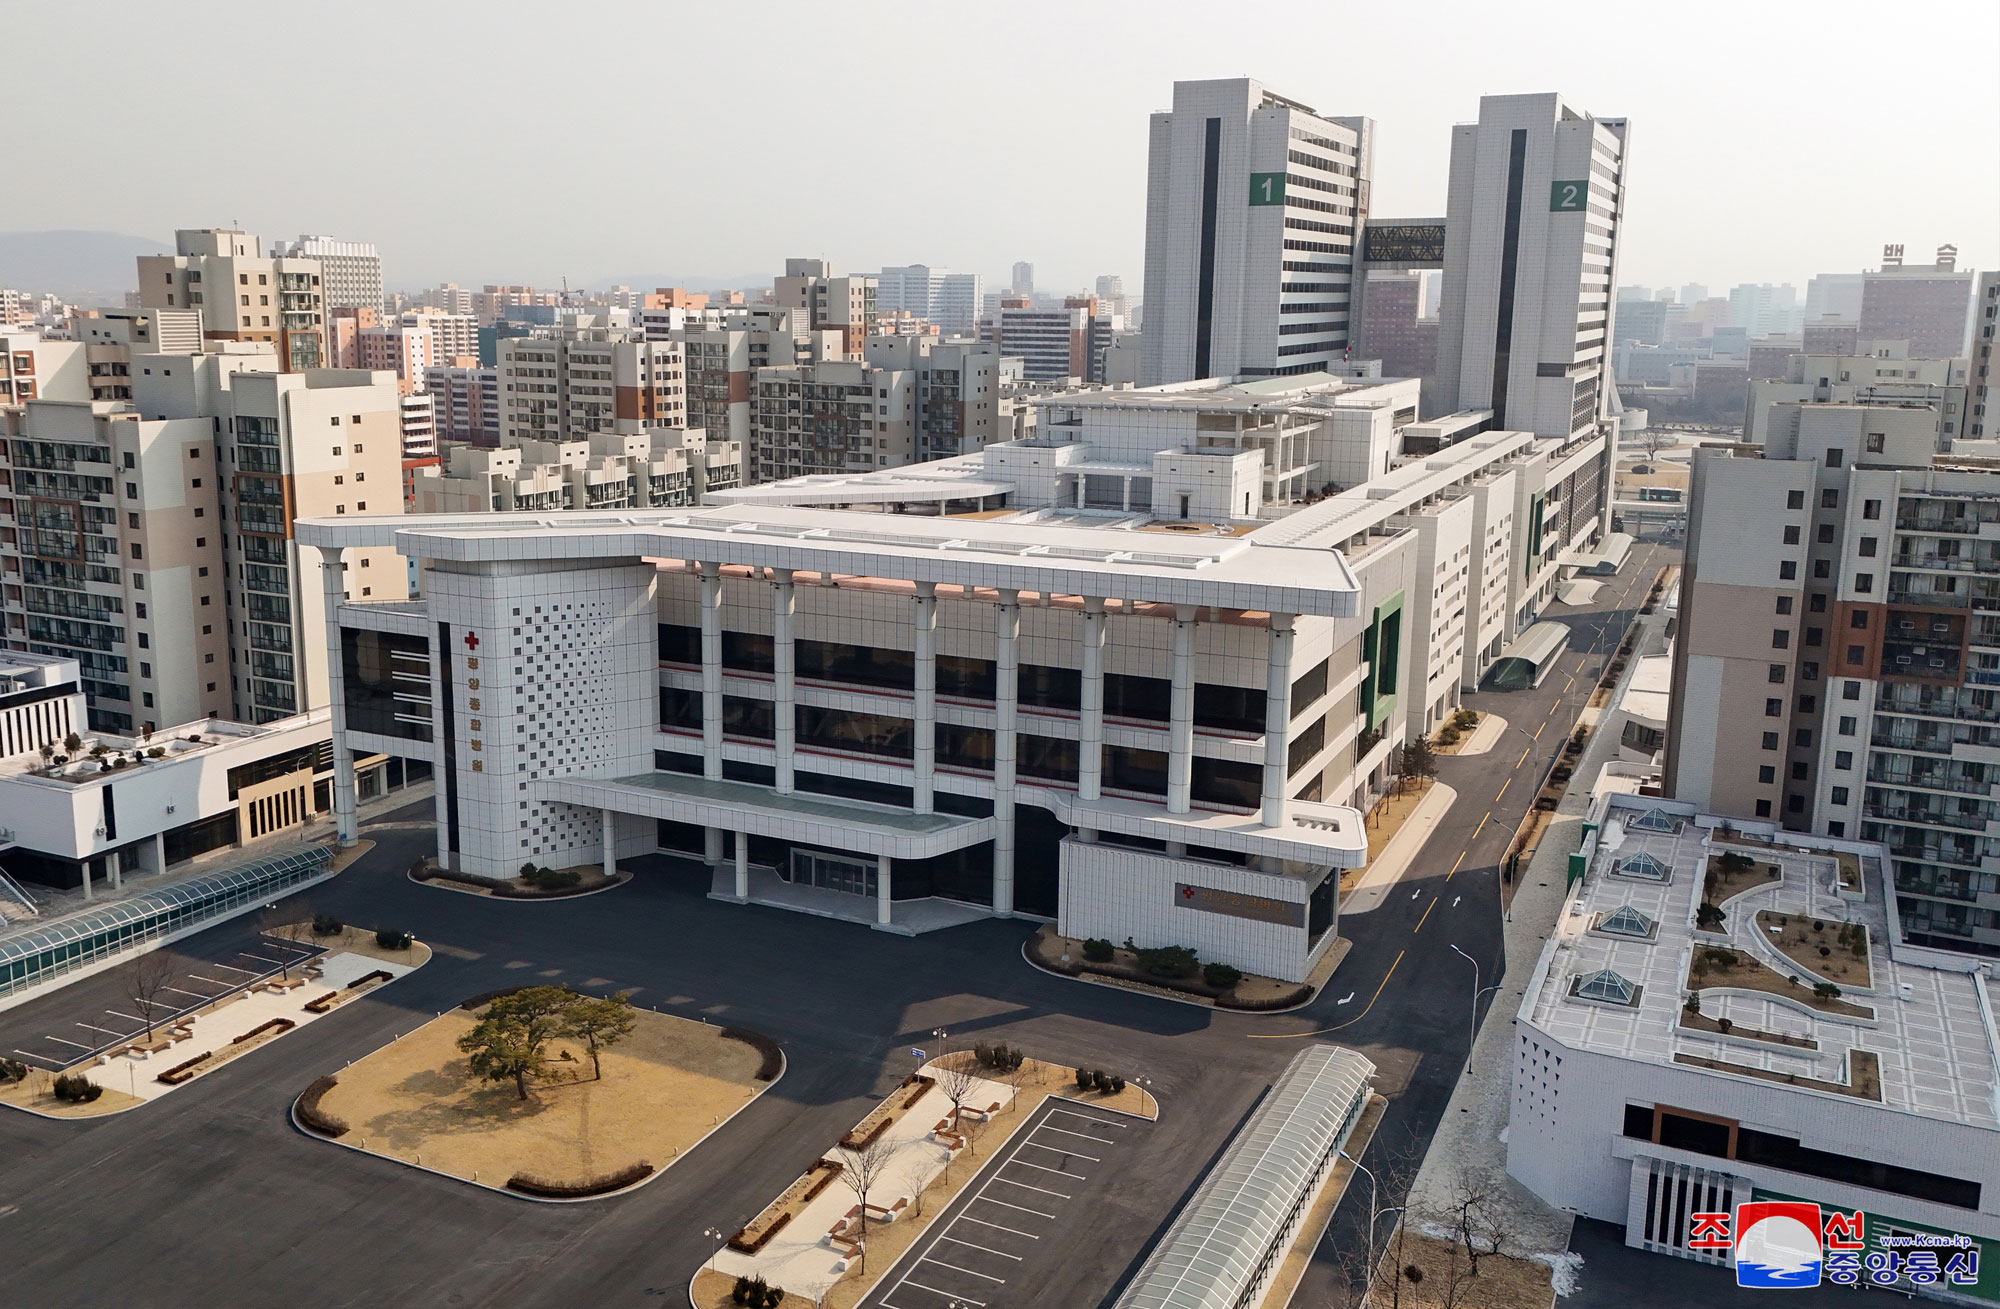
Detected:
[992,589,1020,916]
[319,550,358,848]
[772,568,796,794]
[1262,613,1296,829]
[1167,605,1198,815]
[912,581,938,814]
[699,561,723,780]
[152,832,166,876]
[601,808,617,879]
[734,829,749,900]
[78,861,92,901]
[1077,597,1106,828]
[876,854,893,927]
[703,825,723,867]
[108,850,122,891]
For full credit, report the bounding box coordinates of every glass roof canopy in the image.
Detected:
[0,847,333,972]
[1114,1044,1375,1309]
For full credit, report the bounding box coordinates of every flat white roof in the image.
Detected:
[1522,796,2000,1130]
[297,504,1365,618]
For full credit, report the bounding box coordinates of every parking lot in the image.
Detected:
[863,1097,1159,1309]
[1,925,320,1070]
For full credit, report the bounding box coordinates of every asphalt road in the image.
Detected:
[0,548,1671,1308]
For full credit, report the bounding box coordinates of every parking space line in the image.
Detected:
[188,974,236,988]
[939,1235,1022,1261]
[75,1021,125,1036]
[1007,1159,1086,1181]
[956,1214,1039,1239]
[1023,1138,1099,1162]
[107,1010,145,1022]
[916,1257,1005,1284]
[972,1193,1053,1219]
[1034,1123,1115,1145]
[45,1036,90,1049]
[160,985,211,999]
[898,1281,984,1305]
[1047,1108,1127,1130]
[994,1175,1071,1199]
[210,964,255,976]
[238,952,288,965]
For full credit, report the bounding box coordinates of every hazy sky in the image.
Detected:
[13,0,1997,297]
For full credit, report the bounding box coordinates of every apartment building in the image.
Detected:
[772,259,875,356]
[994,298,1122,384]
[1509,793,1999,1295]
[356,323,433,394]
[413,428,740,514]
[877,266,984,333]
[1,330,89,405]
[0,289,28,328]
[136,229,327,371]
[399,310,478,364]
[420,284,476,316]
[1140,78,1372,384]
[750,359,916,482]
[427,362,501,445]
[1860,251,1975,360]
[1746,342,1970,450]
[471,285,560,325]
[1966,271,1997,443]
[681,309,839,453]
[67,309,205,403]
[862,337,1010,462]
[278,235,383,312]
[1668,404,2000,956]
[497,325,686,445]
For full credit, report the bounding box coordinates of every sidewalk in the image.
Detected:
[1406,597,1675,1257]
[1343,782,1456,916]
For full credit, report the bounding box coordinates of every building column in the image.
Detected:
[912,581,938,814]
[699,561,723,780]
[772,568,796,794]
[108,850,122,892]
[78,861,92,901]
[734,829,749,900]
[152,832,167,876]
[1167,605,1198,815]
[877,854,893,927]
[319,550,358,848]
[601,808,617,879]
[1077,597,1106,837]
[703,825,723,867]
[1262,613,1296,829]
[992,589,1020,916]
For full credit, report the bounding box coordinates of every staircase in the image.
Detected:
[0,860,42,925]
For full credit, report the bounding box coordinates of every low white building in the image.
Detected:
[414,427,741,514]
[1509,792,2000,1300]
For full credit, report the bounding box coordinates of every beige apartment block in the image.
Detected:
[136,229,327,371]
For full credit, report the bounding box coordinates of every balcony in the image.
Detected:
[1867,767,1993,797]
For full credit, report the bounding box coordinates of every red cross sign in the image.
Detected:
[463,632,479,650]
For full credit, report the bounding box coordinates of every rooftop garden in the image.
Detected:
[1686,945,1875,1020]
[1754,911,1872,991]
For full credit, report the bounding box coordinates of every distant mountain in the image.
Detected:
[0,230,170,300]
[584,271,770,294]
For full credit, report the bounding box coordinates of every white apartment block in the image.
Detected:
[1435,93,1629,452]
[420,284,477,317]
[878,266,985,333]
[1509,793,1999,1300]
[1966,271,1998,444]
[773,259,875,356]
[414,428,740,515]
[1747,342,1971,451]
[356,323,433,394]
[862,337,1011,463]
[1,330,89,405]
[1669,406,2000,957]
[0,289,28,328]
[497,325,686,445]
[1140,78,1371,384]
[69,309,205,402]
[279,235,384,312]
[399,392,437,461]
[399,310,479,365]
[137,229,328,371]
[750,359,916,482]
[680,309,840,453]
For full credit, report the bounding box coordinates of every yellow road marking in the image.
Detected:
[1414,898,1437,933]
[1250,950,1405,1038]
[1516,746,1531,768]
[1533,722,1546,740]
[1496,778,1511,801]
[1471,812,1490,841]
[1446,850,1467,882]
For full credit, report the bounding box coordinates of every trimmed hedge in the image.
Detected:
[296,1074,349,1137]
[157,1052,210,1085]
[491,876,610,900]
[729,1207,794,1254]
[505,1160,654,1198]
[719,1026,784,1081]
[232,1017,297,1045]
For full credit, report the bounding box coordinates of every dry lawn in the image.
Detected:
[305,925,433,969]
[1703,854,1782,906]
[1364,777,1437,863]
[1686,947,1874,1018]
[0,1070,144,1118]
[1754,910,1872,988]
[317,1007,766,1189]
[691,1054,1155,1309]
[1368,1227,1556,1309]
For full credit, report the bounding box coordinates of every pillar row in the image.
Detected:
[772,568,796,795]
[1262,613,1297,829]
[912,581,938,814]
[991,589,1020,916]
[1166,605,1198,816]
[319,549,359,849]
[699,561,722,779]
[1077,596,1106,806]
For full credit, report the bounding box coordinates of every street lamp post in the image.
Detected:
[1338,1147,1405,1309]
[702,1225,725,1272]
[1448,944,1502,1075]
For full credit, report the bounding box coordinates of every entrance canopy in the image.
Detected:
[1484,621,1572,691]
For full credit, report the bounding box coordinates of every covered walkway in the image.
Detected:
[1483,620,1573,691]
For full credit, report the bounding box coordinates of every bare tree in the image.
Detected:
[123,950,179,1040]
[933,1054,983,1151]
[259,904,316,980]
[834,1134,904,1263]
[1442,1164,1525,1277]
